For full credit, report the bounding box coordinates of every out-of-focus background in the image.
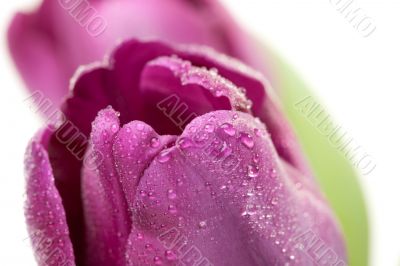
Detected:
[0,0,399,265]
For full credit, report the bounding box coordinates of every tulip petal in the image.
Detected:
[44,41,175,266]
[175,44,311,175]
[8,0,266,110]
[7,12,66,107]
[24,129,76,266]
[81,107,130,266]
[44,39,310,264]
[139,55,253,134]
[125,110,346,265]
[113,121,177,212]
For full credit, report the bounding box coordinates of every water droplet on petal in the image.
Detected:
[111,124,118,133]
[157,151,171,163]
[177,137,193,150]
[165,250,177,261]
[271,197,278,205]
[220,123,236,136]
[247,164,259,178]
[136,123,144,131]
[204,123,215,133]
[215,89,223,97]
[167,189,177,200]
[253,153,260,163]
[254,128,262,137]
[198,221,207,229]
[239,132,254,149]
[153,256,163,265]
[210,68,218,75]
[168,205,177,214]
[150,137,160,148]
[177,178,184,186]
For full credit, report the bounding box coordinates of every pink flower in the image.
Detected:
[25,39,346,265]
[8,0,267,108]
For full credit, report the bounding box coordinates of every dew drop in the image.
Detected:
[271,197,278,205]
[168,205,177,214]
[148,191,156,200]
[136,123,144,131]
[210,68,218,75]
[215,89,223,97]
[167,189,177,200]
[220,123,236,136]
[247,164,259,178]
[153,256,163,265]
[198,220,207,229]
[157,151,171,163]
[177,137,193,150]
[136,233,143,240]
[165,250,177,261]
[176,178,183,187]
[239,132,254,149]
[111,124,118,133]
[253,153,260,163]
[150,137,160,148]
[254,128,262,137]
[204,123,215,133]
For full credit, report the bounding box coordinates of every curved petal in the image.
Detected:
[125,110,347,265]
[139,55,252,134]
[81,107,130,266]
[44,39,310,264]
[113,121,177,212]
[7,11,68,107]
[8,0,266,108]
[24,129,76,266]
[175,44,312,176]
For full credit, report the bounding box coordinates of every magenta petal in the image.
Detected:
[41,39,312,264]
[7,12,67,107]
[81,107,130,266]
[175,45,311,175]
[125,110,346,265]
[8,0,267,109]
[113,121,177,211]
[139,55,253,134]
[24,130,75,266]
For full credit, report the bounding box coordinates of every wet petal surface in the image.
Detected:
[24,129,76,266]
[124,110,346,265]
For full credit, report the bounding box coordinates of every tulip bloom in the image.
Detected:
[25,39,346,265]
[8,0,268,108]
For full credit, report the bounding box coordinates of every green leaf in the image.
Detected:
[264,48,369,266]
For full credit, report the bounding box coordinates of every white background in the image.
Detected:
[0,0,399,265]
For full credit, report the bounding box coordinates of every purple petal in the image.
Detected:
[43,40,310,264]
[139,55,252,134]
[24,129,76,266]
[113,121,177,212]
[124,110,346,265]
[8,0,266,108]
[81,107,130,266]
[175,44,311,175]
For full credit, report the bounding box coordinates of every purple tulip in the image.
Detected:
[24,39,346,265]
[8,0,269,108]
